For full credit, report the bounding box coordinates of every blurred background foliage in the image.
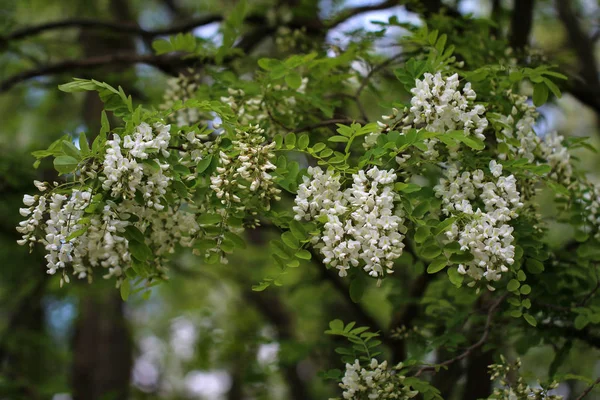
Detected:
[0,0,599,399]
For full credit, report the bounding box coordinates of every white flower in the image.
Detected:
[23,194,36,206]
[34,180,48,192]
[489,160,503,177]
[434,161,523,285]
[339,359,418,399]
[294,166,406,277]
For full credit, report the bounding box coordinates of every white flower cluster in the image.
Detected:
[495,92,539,162]
[408,73,487,139]
[102,122,172,210]
[488,358,562,400]
[161,70,202,127]
[220,78,308,136]
[294,166,406,278]
[540,131,572,185]
[17,121,201,283]
[577,182,600,240]
[434,161,523,285]
[339,359,418,400]
[365,73,488,158]
[210,125,280,210]
[494,92,572,185]
[18,191,200,283]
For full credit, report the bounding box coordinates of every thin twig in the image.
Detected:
[414,293,508,377]
[579,265,600,306]
[575,377,600,400]
[290,118,366,133]
[356,53,404,97]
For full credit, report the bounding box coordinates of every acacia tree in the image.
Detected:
[4,0,600,399]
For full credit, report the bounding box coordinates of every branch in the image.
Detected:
[556,0,600,114]
[327,0,402,29]
[390,272,434,363]
[291,118,366,133]
[414,293,508,377]
[2,14,224,42]
[509,0,535,51]
[0,53,191,93]
[243,290,314,400]
[575,377,600,400]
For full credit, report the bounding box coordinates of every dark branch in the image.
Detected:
[556,0,600,114]
[2,15,223,42]
[389,273,433,363]
[0,53,191,93]
[509,0,535,51]
[414,293,508,377]
[327,0,402,29]
[244,290,314,400]
[575,376,600,400]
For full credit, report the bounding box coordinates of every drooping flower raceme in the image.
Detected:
[102,122,171,210]
[366,73,488,159]
[493,91,573,185]
[434,161,524,285]
[220,78,309,137]
[339,358,418,400]
[294,166,406,278]
[210,124,281,210]
[17,121,200,285]
[161,70,202,127]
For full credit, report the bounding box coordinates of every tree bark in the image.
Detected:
[71,1,135,399]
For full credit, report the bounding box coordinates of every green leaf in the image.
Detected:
[427,258,447,274]
[197,155,213,174]
[507,279,521,292]
[252,281,272,291]
[543,77,561,98]
[129,241,152,262]
[432,217,456,236]
[526,258,544,274]
[124,225,145,243]
[447,267,464,287]
[574,315,589,330]
[152,39,173,55]
[79,133,90,155]
[285,71,302,89]
[328,135,349,143]
[394,183,421,193]
[258,58,282,70]
[520,284,531,295]
[415,226,430,244]
[297,134,310,150]
[421,244,441,260]
[53,155,79,174]
[66,228,87,241]
[523,313,537,327]
[120,279,131,301]
[412,201,430,218]
[533,82,549,106]
[311,143,326,153]
[198,214,222,225]
[446,131,485,150]
[284,133,296,148]
[224,231,246,249]
[328,319,345,333]
[295,249,311,260]
[281,231,300,249]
